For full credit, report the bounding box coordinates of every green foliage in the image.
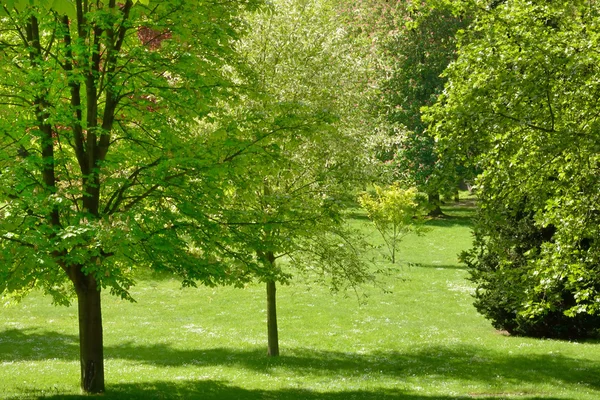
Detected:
[0,0,264,304]
[363,1,470,197]
[427,0,600,336]
[463,203,600,338]
[358,184,426,264]
[0,0,264,391]
[217,0,379,289]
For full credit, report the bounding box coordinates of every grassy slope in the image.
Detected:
[1,200,599,399]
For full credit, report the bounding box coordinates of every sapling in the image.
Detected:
[359,184,427,264]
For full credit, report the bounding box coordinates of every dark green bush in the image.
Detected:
[464,202,600,339]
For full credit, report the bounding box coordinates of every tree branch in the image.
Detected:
[103,157,163,215]
[61,15,88,174]
[496,112,556,134]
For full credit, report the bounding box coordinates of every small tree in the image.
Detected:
[359,184,426,264]
[221,0,380,357]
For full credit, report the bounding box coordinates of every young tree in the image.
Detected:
[427,0,600,337]
[221,0,380,356]
[359,184,426,264]
[0,0,262,392]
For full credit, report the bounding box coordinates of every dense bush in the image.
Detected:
[464,200,600,339]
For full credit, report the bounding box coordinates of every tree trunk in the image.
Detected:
[427,192,444,217]
[74,272,105,393]
[391,226,397,264]
[266,279,279,357]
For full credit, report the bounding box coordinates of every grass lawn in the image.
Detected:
[1,200,599,399]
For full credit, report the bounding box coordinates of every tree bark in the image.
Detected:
[266,278,279,357]
[427,192,444,217]
[391,226,397,264]
[74,271,105,393]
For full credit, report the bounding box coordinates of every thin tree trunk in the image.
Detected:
[266,279,279,357]
[427,192,443,217]
[74,271,105,393]
[391,226,396,264]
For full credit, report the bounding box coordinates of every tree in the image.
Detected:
[221,0,380,356]
[359,184,426,264]
[381,1,469,215]
[0,0,263,392]
[339,0,469,214]
[427,0,600,337]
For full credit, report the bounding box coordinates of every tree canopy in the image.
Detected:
[0,0,264,392]
[5,0,600,393]
[221,0,381,356]
[427,0,600,336]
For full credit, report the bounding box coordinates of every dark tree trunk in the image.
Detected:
[454,189,460,203]
[266,278,279,357]
[427,192,444,217]
[74,271,105,393]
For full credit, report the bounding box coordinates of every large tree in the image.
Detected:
[340,0,469,214]
[0,0,263,392]
[427,0,600,337]
[382,1,468,214]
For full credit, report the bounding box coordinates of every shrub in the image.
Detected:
[464,200,600,339]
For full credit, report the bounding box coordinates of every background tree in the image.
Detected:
[427,0,600,338]
[340,0,469,213]
[221,0,380,356]
[0,0,264,392]
[381,1,469,215]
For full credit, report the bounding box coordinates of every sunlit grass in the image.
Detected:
[1,199,599,399]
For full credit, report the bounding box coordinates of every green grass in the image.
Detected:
[1,200,600,399]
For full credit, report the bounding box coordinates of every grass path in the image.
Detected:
[1,201,599,399]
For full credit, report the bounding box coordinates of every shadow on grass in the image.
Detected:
[2,329,599,394]
[424,215,474,229]
[9,380,565,400]
[347,211,371,221]
[0,328,78,361]
[444,198,477,209]
[349,208,475,228]
[113,345,600,391]
[417,263,467,271]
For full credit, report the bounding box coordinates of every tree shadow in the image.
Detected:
[417,263,467,271]
[0,328,78,362]
[424,215,474,229]
[347,212,372,222]
[8,380,567,400]
[2,328,599,395]
[107,344,600,391]
[444,198,477,209]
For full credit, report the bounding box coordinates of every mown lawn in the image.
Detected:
[1,200,599,399]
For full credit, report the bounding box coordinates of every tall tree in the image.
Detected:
[0,0,262,392]
[381,1,468,215]
[224,0,379,356]
[340,0,469,213]
[427,0,600,337]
